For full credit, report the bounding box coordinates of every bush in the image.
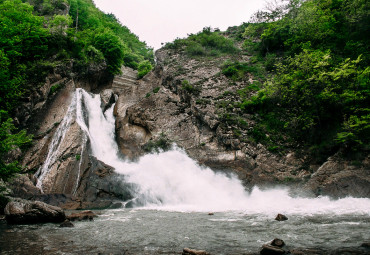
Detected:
[153,87,160,93]
[222,61,261,81]
[186,42,206,56]
[143,133,171,153]
[93,30,125,75]
[0,111,32,182]
[166,27,238,57]
[181,80,200,95]
[137,60,152,78]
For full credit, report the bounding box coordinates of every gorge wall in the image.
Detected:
[12,49,370,209]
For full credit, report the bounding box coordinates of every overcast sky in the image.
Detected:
[93,0,265,50]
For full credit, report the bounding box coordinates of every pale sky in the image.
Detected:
[93,0,265,50]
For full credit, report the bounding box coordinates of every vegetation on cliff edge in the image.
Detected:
[241,0,369,155]
[0,0,154,182]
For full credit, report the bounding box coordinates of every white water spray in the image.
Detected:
[40,88,370,215]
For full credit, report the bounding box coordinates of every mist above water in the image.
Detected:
[71,89,370,215]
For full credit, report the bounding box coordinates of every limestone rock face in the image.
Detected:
[5,200,66,224]
[304,154,370,198]
[100,89,116,112]
[9,175,41,199]
[19,75,131,209]
[111,48,370,198]
[113,50,310,188]
[67,210,97,221]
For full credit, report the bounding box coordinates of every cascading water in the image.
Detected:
[73,88,370,215]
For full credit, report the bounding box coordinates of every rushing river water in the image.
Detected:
[1,207,370,254]
[1,89,369,254]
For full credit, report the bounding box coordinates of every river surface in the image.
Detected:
[1,89,369,254]
[1,206,370,255]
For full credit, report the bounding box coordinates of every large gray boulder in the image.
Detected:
[100,89,116,112]
[5,200,66,224]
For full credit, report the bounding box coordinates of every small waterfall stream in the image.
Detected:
[35,94,77,191]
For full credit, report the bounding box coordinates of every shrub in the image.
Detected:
[143,133,171,153]
[153,87,160,93]
[93,30,125,75]
[181,80,200,95]
[137,60,152,78]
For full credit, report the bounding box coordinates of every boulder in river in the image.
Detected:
[67,210,97,221]
[271,238,285,247]
[5,200,66,224]
[59,219,74,228]
[275,213,288,221]
[183,248,210,255]
[260,244,286,255]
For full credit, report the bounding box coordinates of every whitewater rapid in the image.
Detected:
[43,89,370,215]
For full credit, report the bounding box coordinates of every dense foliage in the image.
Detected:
[0,0,154,181]
[165,27,239,57]
[241,0,369,153]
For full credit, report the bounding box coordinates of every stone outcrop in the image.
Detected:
[8,175,41,199]
[5,200,66,224]
[112,49,312,189]
[111,46,370,198]
[260,244,286,255]
[112,66,138,95]
[304,154,370,198]
[18,71,132,209]
[275,214,288,221]
[59,219,74,228]
[100,89,116,112]
[66,210,97,221]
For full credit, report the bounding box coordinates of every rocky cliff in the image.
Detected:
[113,47,370,198]
[10,46,370,209]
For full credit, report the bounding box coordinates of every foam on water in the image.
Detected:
[70,89,370,215]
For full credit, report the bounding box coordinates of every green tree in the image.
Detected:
[0,111,32,181]
[93,30,125,75]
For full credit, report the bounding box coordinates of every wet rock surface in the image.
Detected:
[183,248,210,255]
[275,214,288,221]
[260,244,286,255]
[4,200,65,224]
[100,89,116,112]
[59,219,74,227]
[304,154,370,198]
[66,210,97,221]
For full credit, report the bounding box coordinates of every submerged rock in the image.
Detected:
[5,200,65,224]
[271,238,285,248]
[59,219,74,228]
[260,244,285,255]
[183,248,210,255]
[361,242,370,248]
[67,210,97,221]
[275,214,288,221]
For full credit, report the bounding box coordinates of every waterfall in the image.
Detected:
[74,89,370,214]
[35,94,77,191]
[37,88,370,214]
